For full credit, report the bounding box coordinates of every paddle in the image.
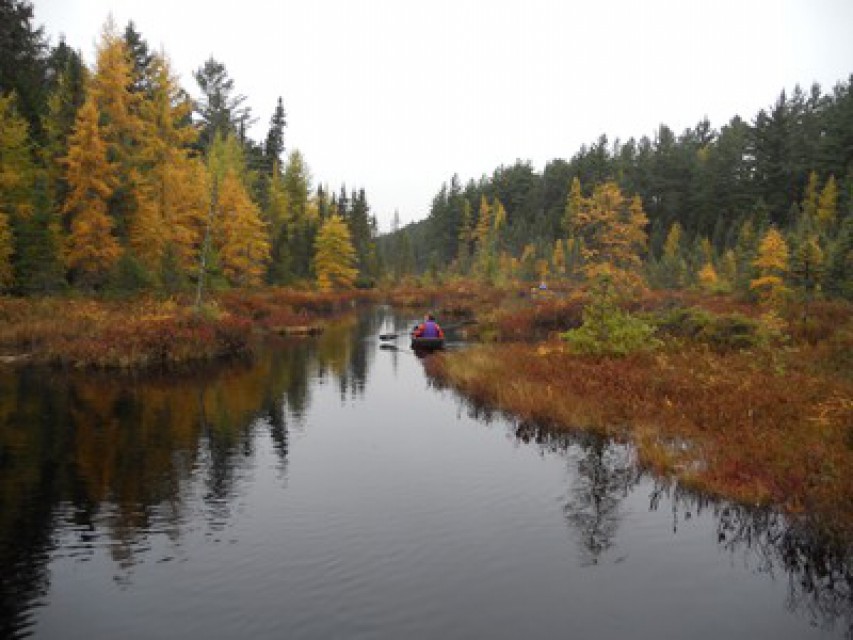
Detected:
[378,319,475,341]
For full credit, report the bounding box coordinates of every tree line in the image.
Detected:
[0,1,378,297]
[383,75,853,301]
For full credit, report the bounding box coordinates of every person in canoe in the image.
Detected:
[412,313,444,339]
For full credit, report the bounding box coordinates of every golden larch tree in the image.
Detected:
[816,175,837,234]
[62,94,121,286]
[132,53,206,276]
[91,18,144,240]
[751,227,789,304]
[217,171,270,287]
[572,180,648,293]
[314,213,358,291]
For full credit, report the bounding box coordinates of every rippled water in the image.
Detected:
[0,306,850,639]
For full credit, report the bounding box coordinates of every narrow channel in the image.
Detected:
[0,306,849,639]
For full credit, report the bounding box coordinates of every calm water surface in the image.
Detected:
[0,306,850,639]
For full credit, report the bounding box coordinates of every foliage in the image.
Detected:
[750,226,790,305]
[314,214,358,291]
[570,181,649,294]
[561,276,660,356]
[652,305,774,351]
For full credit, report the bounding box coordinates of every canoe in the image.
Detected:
[410,336,445,351]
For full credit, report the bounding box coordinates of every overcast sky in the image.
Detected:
[32,0,853,231]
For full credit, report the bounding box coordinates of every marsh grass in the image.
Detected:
[0,289,375,369]
[425,291,853,541]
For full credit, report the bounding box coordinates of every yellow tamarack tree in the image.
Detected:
[91,19,144,240]
[571,180,649,294]
[816,175,837,234]
[751,226,789,305]
[62,94,121,287]
[217,170,270,287]
[314,213,358,291]
[132,53,206,276]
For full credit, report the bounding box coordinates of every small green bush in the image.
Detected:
[652,305,776,351]
[561,284,661,356]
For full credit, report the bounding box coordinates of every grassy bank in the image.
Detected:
[420,286,853,541]
[0,289,376,369]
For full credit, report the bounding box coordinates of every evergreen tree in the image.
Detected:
[0,0,48,135]
[280,149,313,279]
[264,96,286,172]
[192,57,253,151]
[824,216,853,300]
[41,44,87,213]
[123,21,153,96]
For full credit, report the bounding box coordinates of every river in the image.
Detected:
[0,305,850,639]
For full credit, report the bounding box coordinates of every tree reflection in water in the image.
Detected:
[562,434,641,566]
[0,321,375,638]
[513,419,853,636]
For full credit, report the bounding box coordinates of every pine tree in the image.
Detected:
[0,93,35,219]
[281,149,313,278]
[824,217,853,300]
[0,0,48,134]
[265,160,291,283]
[314,214,357,290]
[264,96,286,172]
[733,219,758,295]
[123,21,153,96]
[41,47,87,213]
[193,57,252,151]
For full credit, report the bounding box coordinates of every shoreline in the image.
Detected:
[425,339,853,543]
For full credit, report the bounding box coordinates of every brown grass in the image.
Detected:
[0,288,375,369]
[425,292,853,542]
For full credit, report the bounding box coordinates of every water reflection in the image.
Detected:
[0,310,380,638]
[510,418,853,636]
[1,306,851,638]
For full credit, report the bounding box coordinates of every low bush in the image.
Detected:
[652,305,773,352]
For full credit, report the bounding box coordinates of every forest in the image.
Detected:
[2,0,852,304]
[0,1,379,298]
[385,79,852,303]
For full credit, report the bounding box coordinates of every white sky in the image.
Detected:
[32,0,853,231]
